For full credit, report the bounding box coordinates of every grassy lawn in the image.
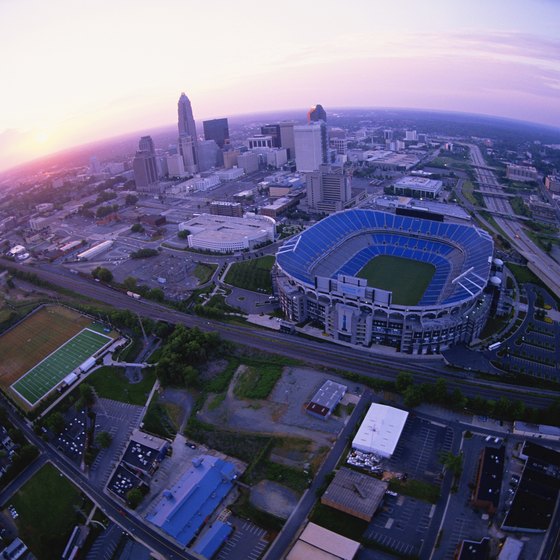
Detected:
[388,478,441,503]
[193,262,217,284]
[143,398,177,438]
[11,463,91,560]
[86,366,156,405]
[357,255,435,305]
[462,180,485,207]
[224,256,275,293]
[234,363,283,399]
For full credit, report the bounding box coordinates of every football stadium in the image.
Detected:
[275,209,494,354]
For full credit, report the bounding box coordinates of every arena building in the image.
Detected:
[275,209,494,354]
[178,213,276,253]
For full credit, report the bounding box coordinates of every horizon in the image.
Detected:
[1,0,560,171]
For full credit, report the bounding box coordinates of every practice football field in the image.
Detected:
[11,328,112,406]
[357,255,435,305]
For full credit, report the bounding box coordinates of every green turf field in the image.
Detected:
[356,255,435,306]
[11,328,112,405]
[225,255,275,293]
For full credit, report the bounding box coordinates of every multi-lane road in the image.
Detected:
[468,144,560,297]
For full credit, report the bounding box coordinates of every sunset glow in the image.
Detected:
[1,0,559,171]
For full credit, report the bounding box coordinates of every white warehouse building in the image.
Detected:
[352,404,408,458]
[179,213,276,253]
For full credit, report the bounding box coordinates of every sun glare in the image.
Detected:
[34,131,50,144]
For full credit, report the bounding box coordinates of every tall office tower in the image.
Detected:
[308,104,327,123]
[294,122,328,172]
[260,124,281,147]
[248,135,273,149]
[167,154,186,177]
[405,130,418,141]
[177,92,198,167]
[198,140,221,171]
[138,135,155,154]
[203,118,230,149]
[133,150,160,193]
[178,135,197,174]
[279,121,296,160]
[306,165,351,213]
[383,129,393,141]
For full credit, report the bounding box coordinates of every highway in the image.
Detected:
[4,260,559,409]
[467,144,560,297]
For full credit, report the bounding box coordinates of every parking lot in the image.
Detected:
[216,516,268,560]
[365,494,435,557]
[387,417,455,483]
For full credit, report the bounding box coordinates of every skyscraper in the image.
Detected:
[294,122,328,172]
[279,121,296,160]
[306,165,351,213]
[178,92,198,169]
[138,135,155,154]
[308,104,327,123]
[260,124,281,147]
[203,118,229,149]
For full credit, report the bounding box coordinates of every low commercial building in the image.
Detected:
[286,522,360,560]
[545,174,560,194]
[237,152,259,174]
[512,421,560,442]
[455,537,490,560]
[506,164,538,182]
[192,521,233,559]
[260,195,302,218]
[392,176,443,199]
[146,455,237,547]
[121,430,169,476]
[352,404,408,458]
[497,538,523,560]
[216,167,245,181]
[209,201,243,218]
[471,446,504,514]
[321,467,387,521]
[306,380,347,420]
[77,240,113,260]
[179,213,275,253]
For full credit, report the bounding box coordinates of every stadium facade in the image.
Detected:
[275,209,494,354]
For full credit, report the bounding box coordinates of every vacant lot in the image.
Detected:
[0,306,91,390]
[357,255,435,305]
[11,463,91,560]
[225,256,274,293]
[234,363,283,400]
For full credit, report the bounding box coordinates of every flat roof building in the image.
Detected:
[471,446,504,514]
[306,380,347,420]
[286,522,360,560]
[455,537,490,560]
[179,213,275,253]
[506,164,538,182]
[321,467,387,521]
[393,176,443,199]
[192,521,233,559]
[352,404,408,458]
[146,455,237,547]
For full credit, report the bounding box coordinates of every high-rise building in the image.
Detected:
[260,124,281,147]
[133,150,159,193]
[203,118,229,149]
[294,122,328,172]
[178,92,198,169]
[248,135,273,149]
[306,165,351,213]
[308,104,327,123]
[167,154,186,178]
[178,135,197,174]
[279,121,296,160]
[405,130,418,142]
[139,135,156,154]
[383,129,393,141]
[198,140,221,172]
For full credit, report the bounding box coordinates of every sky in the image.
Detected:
[1,0,559,171]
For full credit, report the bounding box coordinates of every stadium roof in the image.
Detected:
[352,404,408,458]
[146,455,236,547]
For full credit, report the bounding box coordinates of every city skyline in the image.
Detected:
[1,0,559,171]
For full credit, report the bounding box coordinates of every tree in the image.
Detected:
[177,229,190,239]
[396,371,413,393]
[433,378,448,404]
[147,288,165,302]
[95,431,112,448]
[45,411,66,434]
[130,248,158,259]
[403,384,424,408]
[123,276,138,291]
[440,451,463,478]
[78,383,96,409]
[92,267,113,283]
[125,194,138,206]
[130,223,144,233]
[126,488,144,509]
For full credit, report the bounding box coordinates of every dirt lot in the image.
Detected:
[0,305,91,388]
[199,366,348,449]
[250,480,300,520]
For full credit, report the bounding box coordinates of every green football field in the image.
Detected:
[356,255,435,305]
[11,328,112,405]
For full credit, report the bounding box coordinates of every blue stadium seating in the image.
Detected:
[276,209,493,306]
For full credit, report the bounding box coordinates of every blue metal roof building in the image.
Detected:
[146,455,237,547]
[192,521,233,559]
